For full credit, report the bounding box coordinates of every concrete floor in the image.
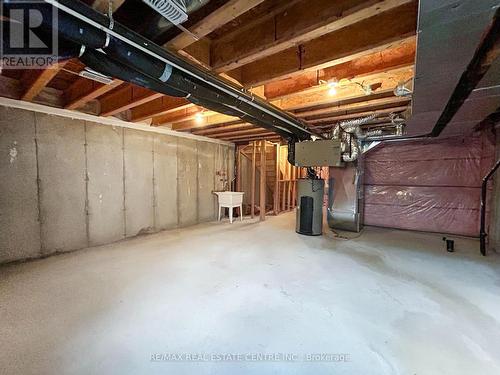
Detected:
[1,213,500,375]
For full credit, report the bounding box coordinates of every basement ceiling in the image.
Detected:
[407,0,500,136]
[0,0,497,143]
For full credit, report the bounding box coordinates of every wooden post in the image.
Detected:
[281,179,286,212]
[274,143,280,214]
[260,140,266,221]
[236,146,241,192]
[292,166,297,208]
[251,141,256,219]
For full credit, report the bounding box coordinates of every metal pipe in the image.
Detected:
[39,0,319,141]
[480,158,500,256]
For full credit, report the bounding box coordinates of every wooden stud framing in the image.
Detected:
[251,141,256,219]
[259,140,266,221]
[236,145,242,192]
[274,143,280,215]
[21,61,68,102]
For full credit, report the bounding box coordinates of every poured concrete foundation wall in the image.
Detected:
[0,106,234,264]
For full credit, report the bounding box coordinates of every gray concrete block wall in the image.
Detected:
[0,106,234,264]
[0,107,40,263]
[36,113,88,255]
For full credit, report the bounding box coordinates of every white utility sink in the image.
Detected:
[213,191,244,223]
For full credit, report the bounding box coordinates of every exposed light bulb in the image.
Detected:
[328,87,337,96]
[195,112,204,123]
[327,78,339,88]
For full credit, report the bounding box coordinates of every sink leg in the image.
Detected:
[240,205,243,221]
[229,207,233,224]
[218,205,221,221]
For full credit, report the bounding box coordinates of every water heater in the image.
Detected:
[296,179,324,236]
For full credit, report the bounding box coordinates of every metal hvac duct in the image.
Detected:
[114,0,211,44]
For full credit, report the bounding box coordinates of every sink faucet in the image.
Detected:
[224,177,236,191]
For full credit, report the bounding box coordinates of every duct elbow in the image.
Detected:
[342,139,360,162]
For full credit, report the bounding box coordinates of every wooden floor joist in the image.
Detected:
[229,2,417,87]
[64,78,123,110]
[21,61,68,102]
[131,97,192,122]
[99,85,163,117]
[296,96,411,119]
[192,123,256,136]
[0,0,420,144]
[307,106,409,125]
[264,39,416,100]
[166,0,266,51]
[212,0,415,73]
[164,67,412,131]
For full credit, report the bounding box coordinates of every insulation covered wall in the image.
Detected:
[0,106,234,264]
[363,132,495,237]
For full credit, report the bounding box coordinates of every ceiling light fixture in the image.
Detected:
[327,78,339,88]
[195,111,204,123]
[353,81,373,96]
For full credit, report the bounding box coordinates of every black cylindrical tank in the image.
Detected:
[296,179,324,236]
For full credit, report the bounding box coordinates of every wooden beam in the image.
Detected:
[307,105,408,128]
[64,78,123,110]
[231,2,417,87]
[277,67,413,110]
[212,0,414,73]
[171,92,403,132]
[209,127,271,139]
[308,106,408,125]
[173,112,241,131]
[168,67,413,131]
[99,85,163,117]
[223,131,277,141]
[264,39,416,100]
[296,96,411,119]
[177,38,212,69]
[152,106,213,127]
[166,0,266,51]
[0,74,63,108]
[259,140,266,221]
[21,61,68,101]
[131,97,191,122]
[192,123,256,136]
